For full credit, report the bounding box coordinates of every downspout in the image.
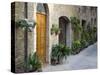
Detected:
[24,2,28,72]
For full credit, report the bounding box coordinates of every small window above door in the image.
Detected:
[37,3,46,14]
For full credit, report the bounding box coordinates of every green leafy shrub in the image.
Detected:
[16,19,36,28]
[80,39,87,49]
[51,24,61,35]
[70,17,97,54]
[28,52,42,72]
[81,26,97,46]
[51,44,71,65]
[15,19,36,32]
[71,40,81,54]
[93,26,97,42]
[70,17,82,32]
[87,27,97,45]
[70,17,82,40]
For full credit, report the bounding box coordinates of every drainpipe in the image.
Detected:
[24,2,28,72]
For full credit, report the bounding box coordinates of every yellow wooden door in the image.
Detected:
[36,13,46,64]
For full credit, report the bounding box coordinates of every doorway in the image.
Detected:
[59,16,70,46]
[36,3,49,64]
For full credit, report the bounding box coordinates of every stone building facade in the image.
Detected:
[79,6,97,29]
[78,6,97,41]
[11,2,97,73]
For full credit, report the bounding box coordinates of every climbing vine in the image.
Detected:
[70,17,82,40]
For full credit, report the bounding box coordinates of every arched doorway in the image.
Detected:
[59,16,70,47]
[36,3,49,64]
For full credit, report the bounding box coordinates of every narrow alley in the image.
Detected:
[43,43,97,72]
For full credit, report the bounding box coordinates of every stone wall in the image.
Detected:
[79,6,97,29]
[15,2,25,72]
[78,6,97,42]
[48,4,79,63]
[27,2,34,56]
[15,2,35,72]
[49,4,79,46]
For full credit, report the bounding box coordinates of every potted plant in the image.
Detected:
[51,44,71,65]
[51,24,61,35]
[51,28,55,35]
[51,44,60,65]
[15,19,36,32]
[28,52,42,72]
[71,40,81,55]
[58,44,71,64]
[55,28,61,35]
[80,39,86,49]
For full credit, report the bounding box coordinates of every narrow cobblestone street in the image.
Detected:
[43,43,97,72]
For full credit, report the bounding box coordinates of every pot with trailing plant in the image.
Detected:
[51,24,61,35]
[15,19,37,32]
[28,52,42,72]
[55,28,61,35]
[51,28,55,35]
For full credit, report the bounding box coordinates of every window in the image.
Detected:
[82,20,86,30]
[37,3,46,14]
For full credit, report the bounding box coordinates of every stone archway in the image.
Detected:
[59,16,71,47]
[36,3,49,64]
